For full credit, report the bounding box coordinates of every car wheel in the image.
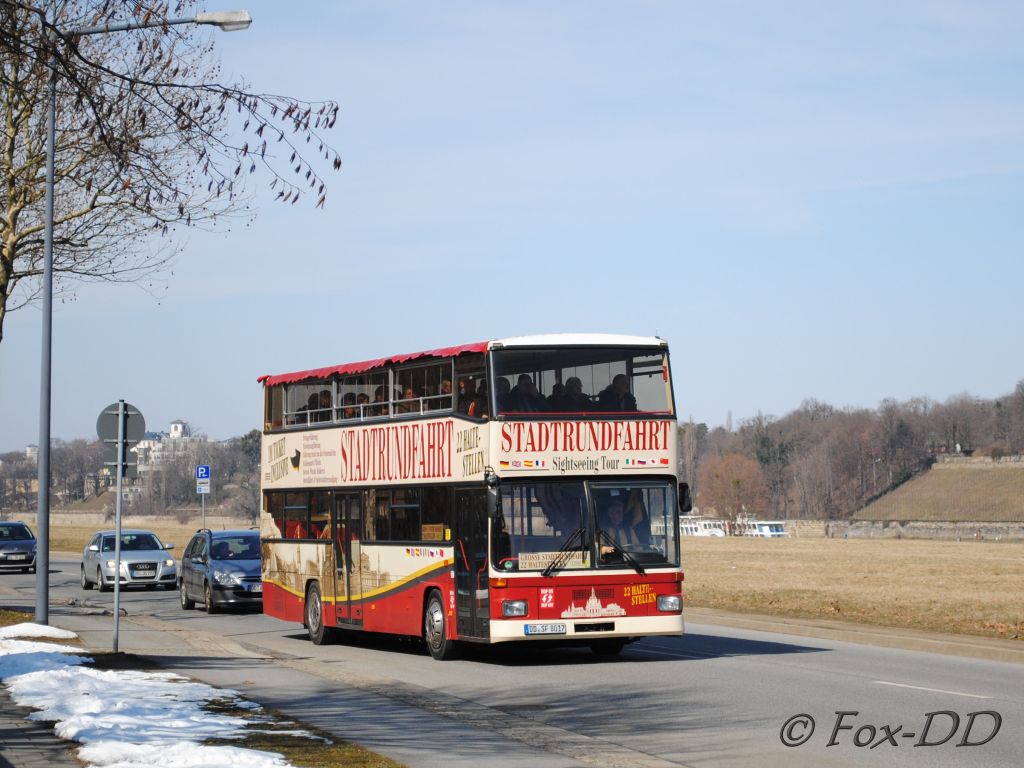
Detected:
[204,581,219,614]
[179,580,195,610]
[97,567,111,592]
[81,566,93,590]
[305,581,335,645]
[424,589,461,660]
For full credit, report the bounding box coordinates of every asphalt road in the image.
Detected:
[3,557,1021,768]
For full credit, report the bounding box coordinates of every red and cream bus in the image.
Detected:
[258,334,690,659]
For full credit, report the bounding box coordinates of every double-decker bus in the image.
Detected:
[258,334,690,659]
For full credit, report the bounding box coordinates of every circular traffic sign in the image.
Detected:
[96,402,146,442]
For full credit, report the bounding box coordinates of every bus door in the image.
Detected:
[333,493,363,625]
[454,489,489,639]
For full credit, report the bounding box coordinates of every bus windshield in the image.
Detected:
[491,346,673,416]
[494,480,678,572]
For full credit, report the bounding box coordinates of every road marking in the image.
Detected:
[874,681,990,699]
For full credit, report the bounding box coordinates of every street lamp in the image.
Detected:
[35,10,252,624]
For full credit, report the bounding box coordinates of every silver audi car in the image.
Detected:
[80,529,177,591]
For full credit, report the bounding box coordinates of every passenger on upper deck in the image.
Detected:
[356,392,370,417]
[397,387,419,414]
[495,377,512,413]
[341,392,357,419]
[458,379,476,413]
[546,382,564,408]
[315,390,333,422]
[372,386,389,416]
[550,376,592,412]
[508,374,547,413]
[597,374,637,412]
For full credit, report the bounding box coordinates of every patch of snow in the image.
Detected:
[1,624,299,768]
[0,621,79,640]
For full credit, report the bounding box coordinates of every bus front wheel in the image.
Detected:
[306,581,335,645]
[424,590,461,661]
[590,638,626,657]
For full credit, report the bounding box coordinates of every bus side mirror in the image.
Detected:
[487,485,501,519]
[679,482,693,513]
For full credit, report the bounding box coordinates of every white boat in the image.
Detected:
[736,519,789,538]
[679,516,727,537]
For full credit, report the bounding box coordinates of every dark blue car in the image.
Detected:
[178,528,262,612]
[0,521,36,573]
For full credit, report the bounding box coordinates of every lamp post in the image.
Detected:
[35,10,252,625]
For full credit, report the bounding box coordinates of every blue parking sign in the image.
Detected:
[196,465,211,480]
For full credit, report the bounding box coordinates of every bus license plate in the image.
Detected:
[524,623,566,636]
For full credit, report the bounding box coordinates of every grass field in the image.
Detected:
[48,520,245,555]
[683,537,1024,641]
[856,463,1024,521]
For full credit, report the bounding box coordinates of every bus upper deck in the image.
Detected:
[260,334,675,431]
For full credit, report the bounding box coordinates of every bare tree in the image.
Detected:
[49,437,101,502]
[738,412,792,518]
[0,1,341,342]
[676,418,704,490]
[696,452,769,521]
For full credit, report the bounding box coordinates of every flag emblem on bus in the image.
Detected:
[499,459,546,470]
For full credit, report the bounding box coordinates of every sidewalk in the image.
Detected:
[0,686,81,768]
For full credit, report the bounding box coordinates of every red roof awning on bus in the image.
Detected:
[257,341,490,386]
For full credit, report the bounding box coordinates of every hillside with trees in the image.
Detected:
[679,380,1024,521]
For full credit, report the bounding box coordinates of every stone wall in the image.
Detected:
[823,519,1024,541]
[726,518,1024,541]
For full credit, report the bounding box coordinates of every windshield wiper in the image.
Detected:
[598,530,645,574]
[542,527,586,577]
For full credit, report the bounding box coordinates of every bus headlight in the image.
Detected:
[502,600,528,617]
[657,595,681,612]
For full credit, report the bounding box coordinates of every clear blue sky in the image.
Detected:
[2,1,1023,451]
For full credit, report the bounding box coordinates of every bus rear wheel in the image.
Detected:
[306,581,335,645]
[424,590,461,661]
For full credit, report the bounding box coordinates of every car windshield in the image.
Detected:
[101,533,163,552]
[209,536,261,560]
[0,524,33,541]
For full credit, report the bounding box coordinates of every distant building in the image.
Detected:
[134,420,206,474]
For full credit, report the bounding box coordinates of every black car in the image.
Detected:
[0,521,37,573]
[179,528,262,612]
